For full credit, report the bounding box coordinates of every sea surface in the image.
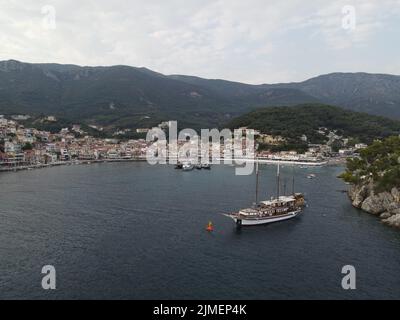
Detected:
[0,162,399,299]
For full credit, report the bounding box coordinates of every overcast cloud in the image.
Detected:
[0,0,399,83]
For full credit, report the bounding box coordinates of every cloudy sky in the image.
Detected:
[1,0,399,83]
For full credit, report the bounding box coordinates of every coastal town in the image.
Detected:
[0,114,367,172]
[0,114,151,171]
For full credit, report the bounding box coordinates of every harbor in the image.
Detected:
[1,162,400,299]
[1,115,353,176]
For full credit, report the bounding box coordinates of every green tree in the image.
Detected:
[331,140,343,153]
[22,142,33,151]
[340,136,400,192]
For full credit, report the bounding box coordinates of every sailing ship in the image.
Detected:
[224,163,305,227]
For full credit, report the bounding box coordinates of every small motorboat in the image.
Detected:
[201,163,211,169]
[182,163,194,171]
[174,162,183,169]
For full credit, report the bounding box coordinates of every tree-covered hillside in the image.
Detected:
[3,60,400,134]
[340,136,400,193]
[0,60,315,131]
[227,104,400,147]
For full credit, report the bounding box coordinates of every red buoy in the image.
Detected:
[206,221,214,232]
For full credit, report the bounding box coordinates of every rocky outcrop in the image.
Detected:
[383,214,400,228]
[392,187,400,202]
[361,192,394,215]
[348,185,400,229]
[349,184,370,208]
[380,212,391,219]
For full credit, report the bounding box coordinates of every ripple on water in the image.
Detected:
[0,163,399,299]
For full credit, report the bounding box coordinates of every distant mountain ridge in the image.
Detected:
[270,72,400,118]
[0,59,399,131]
[171,72,400,119]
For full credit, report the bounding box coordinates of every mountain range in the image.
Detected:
[0,59,399,131]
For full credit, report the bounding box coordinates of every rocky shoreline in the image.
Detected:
[349,183,400,229]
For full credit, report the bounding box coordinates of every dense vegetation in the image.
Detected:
[0,60,316,132]
[227,104,400,152]
[340,136,400,192]
[2,60,400,135]
[20,116,108,138]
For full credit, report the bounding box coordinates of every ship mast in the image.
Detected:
[283,178,287,196]
[276,163,280,200]
[292,175,295,195]
[255,161,259,206]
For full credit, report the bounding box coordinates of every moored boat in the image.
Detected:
[182,163,194,171]
[225,194,305,226]
[224,163,305,227]
[201,163,211,169]
[174,162,183,169]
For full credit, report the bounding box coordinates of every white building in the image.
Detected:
[4,141,21,153]
[60,148,69,160]
[355,143,368,149]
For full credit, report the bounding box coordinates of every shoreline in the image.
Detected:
[348,183,400,229]
[0,158,148,173]
[0,156,346,173]
[218,157,346,166]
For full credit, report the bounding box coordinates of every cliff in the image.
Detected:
[341,136,400,229]
[349,183,400,228]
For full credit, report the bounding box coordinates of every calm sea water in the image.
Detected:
[0,162,399,300]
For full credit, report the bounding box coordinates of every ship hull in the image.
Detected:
[182,165,194,171]
[226,210,301,226]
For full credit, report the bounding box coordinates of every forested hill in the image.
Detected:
[0,60,316,130]
[1,60,400,132]
[341,136,400,192]
[226,104,400,145]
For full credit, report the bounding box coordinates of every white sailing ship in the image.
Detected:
[224,164,305,227]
